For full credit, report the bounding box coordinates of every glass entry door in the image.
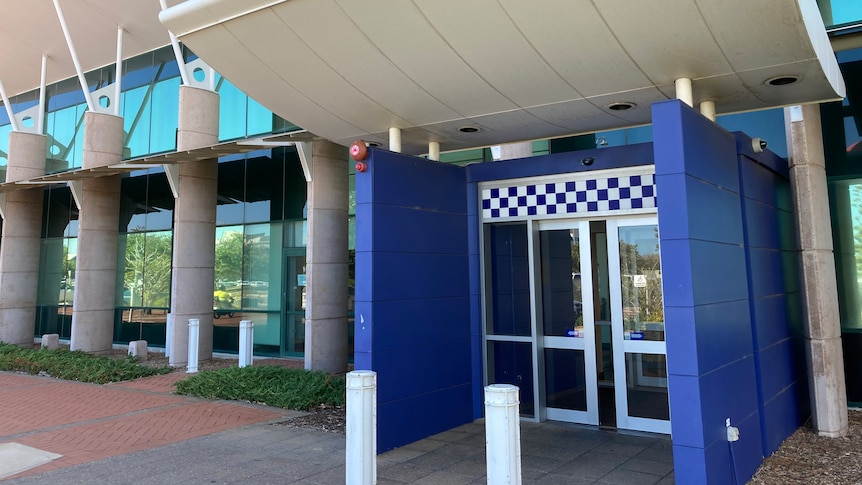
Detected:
[282,249,306,356]
[484,215,669,434]
[607,218,670,434]
[538,221,598,425]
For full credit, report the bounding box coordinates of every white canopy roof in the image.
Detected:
[0,0,846,155]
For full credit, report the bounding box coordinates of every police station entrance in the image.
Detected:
[483,212,670,434]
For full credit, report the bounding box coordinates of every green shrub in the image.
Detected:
[175,366,345,411]
[0,342,171,384]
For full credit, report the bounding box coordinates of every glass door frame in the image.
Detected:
[606,216,671,434]
[282,248,306,357]
[536,219,599,425]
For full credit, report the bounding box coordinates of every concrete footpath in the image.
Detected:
[0,371,674,484]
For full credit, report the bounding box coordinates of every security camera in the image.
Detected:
[581,157,595,166]
[752,138,767,153]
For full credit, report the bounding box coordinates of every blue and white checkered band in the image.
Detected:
[482,173,656,220]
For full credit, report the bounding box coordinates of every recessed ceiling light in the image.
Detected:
[458,126,481,133]
[607,102,636,111]
[765,76,799,86]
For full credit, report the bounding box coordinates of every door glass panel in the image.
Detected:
[285,254,306,354]
[618,225,665,342]
[544,348,587,412]
[485,223,531,336]
[488,340,534,417]
[539,229,583,337]
[625,353,669,420]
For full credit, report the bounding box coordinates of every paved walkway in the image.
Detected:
[0,371,674,484]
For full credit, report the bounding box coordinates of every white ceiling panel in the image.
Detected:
[595,0,734,85]
[413,0,581,108]
[335,0,518,117]
[498,0,654,97]
[225,10,411,133]
[272,0,460,126]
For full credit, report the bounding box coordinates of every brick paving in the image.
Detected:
[0,372,288,480]
[1,370,675,484]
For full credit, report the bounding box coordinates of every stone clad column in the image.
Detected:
[787,104,848,437]
[71,112,124,352]
[0,132,47,346]
[305,139,349,373]
[168,86,219,367]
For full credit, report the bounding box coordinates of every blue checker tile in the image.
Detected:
[482,171,656,220]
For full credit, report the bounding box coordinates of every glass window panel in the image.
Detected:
[242,224,273,311]
[820,0,862,28]
[246,96,273,137]
[149,77,180,154]
[544,348,587,411]
[540,229,584,337]
[625,353,669,421]
[487,340,534,417]
[118,230,173,309]
[253,311,282,355]
[485,223,532,336]
[122,86,152,158]
[831,181,862,330]
[215,225,244,293]
[217,78,248,141]
[618,224,665,341]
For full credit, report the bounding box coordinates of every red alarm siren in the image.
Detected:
[350,140,368,161]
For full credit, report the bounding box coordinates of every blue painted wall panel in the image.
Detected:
[689,240,750,305]
[355,148,474,452]
[467,143,654,183]
[698,357,761,449]
[672,444,708,484]
[655,100,805,484]
[369,153,467,213]
[668,374,705,447]
[370,253,469,301]
[656,239,694,307]
[674,300,753,376]
[665,306,699,377]
[747,248,787,298]
[744,199,783,249]
[653,100,740,191]
[756,339,800,401]
[374,342,472,403]
[760,380,808,455]
[751,294,792,349]
[681,176,745,244]
[369,297,471,352]
[377,384,474,452]
[367,205,468,254]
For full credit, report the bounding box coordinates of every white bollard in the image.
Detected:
[187,318,199,374]
[346,370,377,485]
[165,312,173,358]
[239,320,254,368]
[485,384,522,485]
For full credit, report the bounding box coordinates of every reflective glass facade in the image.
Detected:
[819,0,862,29]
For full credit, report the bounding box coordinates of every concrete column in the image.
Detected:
[304,139,349,373]
[787,104,848,437]
[70,112,124,352]
[498,142,533,161]
[168,86,219,367]
[0,132,46,346]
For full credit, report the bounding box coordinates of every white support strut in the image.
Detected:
[52,0,96,112]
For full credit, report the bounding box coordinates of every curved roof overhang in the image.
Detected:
[159,0,846,155]
[0,1,847,158]
[0,1,184,97]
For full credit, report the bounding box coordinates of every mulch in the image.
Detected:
[750,409,862,484]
